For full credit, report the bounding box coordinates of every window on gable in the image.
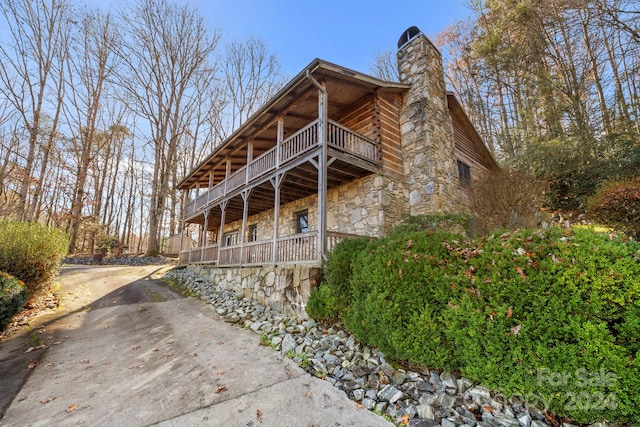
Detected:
[223,230,239,247]
[296,210,309,234]
[248,224,258,242]
[457,160,471,186]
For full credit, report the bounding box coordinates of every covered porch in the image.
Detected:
[177,60,407,267]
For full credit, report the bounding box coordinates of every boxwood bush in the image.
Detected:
[0,271,28,330]
[0,221,69,296]
[309,226,640,424]
[588,176,640,238]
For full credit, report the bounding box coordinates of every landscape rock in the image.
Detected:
[164,268,560,427]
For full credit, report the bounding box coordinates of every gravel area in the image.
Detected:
[163,268,590,427]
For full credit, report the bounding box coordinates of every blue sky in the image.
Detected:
[189,0,474,76]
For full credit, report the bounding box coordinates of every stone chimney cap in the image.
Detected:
[397,26,421,49]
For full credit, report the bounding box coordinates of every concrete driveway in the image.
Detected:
[0,265,391,427]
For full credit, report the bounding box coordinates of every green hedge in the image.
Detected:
[0,271,28,330]
[0,221,69,296]
[588,176,640,238]
[309,226,640,424]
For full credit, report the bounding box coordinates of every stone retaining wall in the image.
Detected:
[186,264,322,319]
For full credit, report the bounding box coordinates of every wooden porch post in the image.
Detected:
[202,208,209,246]
[246,140,254,185]
[239,190,251,266]
[270,175,283,265]
[216,201,228,265]
[316,83,328,264]
[276,117,283,168]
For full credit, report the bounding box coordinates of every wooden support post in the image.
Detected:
[276,117,284,168]
[239,190,251,266]
[316,83,328,265]
[224,155,231,195]
[216,201,228,265]
[202,208,209,247]
[246,140,254,185]
[270,175,282,265]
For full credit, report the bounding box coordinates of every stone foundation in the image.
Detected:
[187,265,322,319]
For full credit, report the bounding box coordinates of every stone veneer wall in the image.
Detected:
[398,32,461,215]
[187,264,321,319]
[222,173,408,239]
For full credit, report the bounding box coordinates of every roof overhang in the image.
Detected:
[177,58,409,190]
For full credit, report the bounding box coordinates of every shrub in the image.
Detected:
[390,213,470,236]
[0,221,69,296]
[311,225,640,424]
[588,177,640,238]
[471,169,548,235]
[307,236,371,321]
[0,271,28,330]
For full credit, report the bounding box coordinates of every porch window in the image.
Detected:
[223,230,239,247]
[248,224,258,242]
[457,160,471,186]
[296,210,309,234]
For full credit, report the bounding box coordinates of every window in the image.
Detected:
[296,210,309,234]
[248,224,258,242]
[223,230,239,247]
[457,160,471,186]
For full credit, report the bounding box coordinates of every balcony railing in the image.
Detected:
[178,231,363,267]
[184,119,378,219]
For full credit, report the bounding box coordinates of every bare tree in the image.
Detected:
[369,49,399,81]
[222,37,286,135]
[0,0,71,220]
[65,8,119,253]
[116,0,221,256]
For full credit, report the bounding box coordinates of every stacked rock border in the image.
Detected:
[165,268,606,427]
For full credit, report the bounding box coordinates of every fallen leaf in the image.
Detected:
[66,404,78,413]
[27,359,39,369]
[215,386,227,393]
[216,370,225,375]
[405,240,413,249]
[506,307,513,319]
[25,345,47,353]
[511,324,522,335]
[79,359,90,364]
[41,397,56,404]
[304,392,312,398]
[102,361,111,366]
[398,268,402,278]
[515,266,527,281]
[483,405,495,413]
[447,301,458,309]
[256,409,263,422]
[190,352,197,357]
[400,414,410,426]
[131,344,141,350]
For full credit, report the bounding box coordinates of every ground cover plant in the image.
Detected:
[308,225,640,424]
[0,272,28,330]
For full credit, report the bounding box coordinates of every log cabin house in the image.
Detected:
[176,27,497,316]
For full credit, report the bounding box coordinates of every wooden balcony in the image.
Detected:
[183,119,379,221]
[178,231,363,267]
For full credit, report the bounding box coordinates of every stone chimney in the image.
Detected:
[397,26,459,215]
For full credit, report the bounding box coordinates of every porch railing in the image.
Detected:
[184,119,378,219]
[178,231,368,267]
